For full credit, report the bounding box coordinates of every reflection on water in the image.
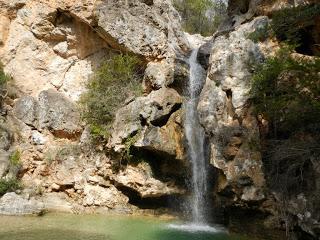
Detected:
[0,213,249,240]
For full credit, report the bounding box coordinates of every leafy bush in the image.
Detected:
[0,64,9,87]
[173,0,227,36]
[80,54,142,140]
[271,3,320,54]
[9,150,21,167]
[251,45,320,138]
[247,23,270,43]
[0,64,10,104]
[0,178,22,196]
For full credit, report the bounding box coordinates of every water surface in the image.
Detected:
[0,213,250,240]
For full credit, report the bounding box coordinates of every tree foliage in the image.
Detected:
[251,46,320,138]
[80,54,142,140]
[271,3,320,55]
[174,0,227,36]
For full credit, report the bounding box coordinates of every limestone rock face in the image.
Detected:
[198,17,269,202]
[13,89,82,138]
[94,0,188,59]
[0,192,44,215]
[0,0,188,100]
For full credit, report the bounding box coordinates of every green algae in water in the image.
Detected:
[0,213,249,240]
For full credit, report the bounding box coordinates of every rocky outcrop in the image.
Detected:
[0,0,189,215]
[198,16,267,203]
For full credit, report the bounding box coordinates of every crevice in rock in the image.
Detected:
[139,0,154,6]
[130,147,188,186]
[150,102,182,127]
[114,183,182,210]
[50,129,82,141]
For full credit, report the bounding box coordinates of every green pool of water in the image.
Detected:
[0,213,250,240]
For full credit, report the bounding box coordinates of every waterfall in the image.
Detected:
[185,47,208,224]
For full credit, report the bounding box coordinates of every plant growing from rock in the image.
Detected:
[247,22,271,43]
[0,64,10,107]
[0,178,22,196]
[9,150,21,167]
[80,54,142,141]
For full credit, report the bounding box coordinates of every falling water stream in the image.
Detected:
[185,48,208,224]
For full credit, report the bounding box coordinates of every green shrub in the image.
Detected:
[9,150,21,167]
[80,54,142,140]
[173,0,227,36]
[123,133,140,162]
[251,45,320,138]
[0,178,22,196]
[0,64,9,87]
[0,64,10,104]
[247,23,270,43]
[271,4,320,49]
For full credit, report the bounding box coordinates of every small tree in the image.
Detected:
[251,45,320,138]
[80,54,142,140]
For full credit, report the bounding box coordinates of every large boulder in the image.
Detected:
[109,87,183,154]
[83,185,129,208]
[13,89,82,139]
[0,192,44,215]
[38,89,82,138]
[113,163,185,198]
[135,109,185,160]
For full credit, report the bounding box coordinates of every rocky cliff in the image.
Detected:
[0,0,319,240]
[0,0,190,214]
